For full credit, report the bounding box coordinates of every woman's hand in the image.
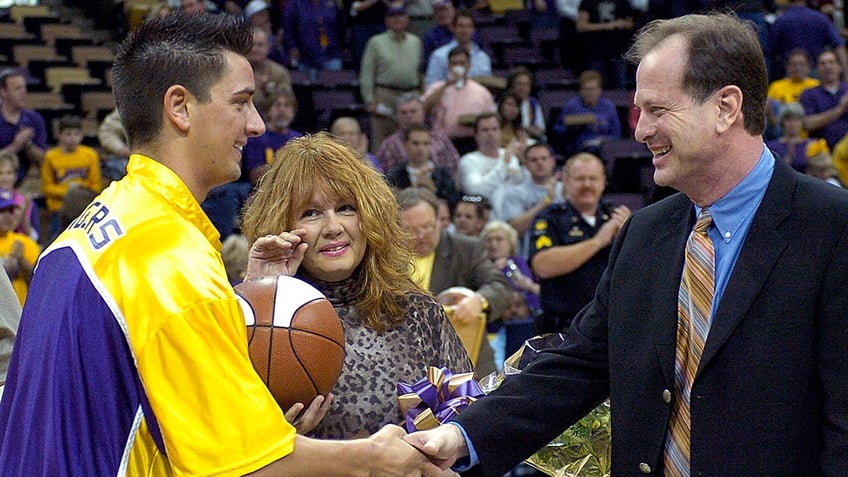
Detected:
[243,230,308,282]
[285,393,334,434]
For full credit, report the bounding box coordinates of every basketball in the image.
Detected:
[235,275,346,411]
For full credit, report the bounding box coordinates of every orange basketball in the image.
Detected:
[235,275,346,411]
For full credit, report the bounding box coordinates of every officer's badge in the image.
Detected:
[534,219,548,231]
[535,235,553,250]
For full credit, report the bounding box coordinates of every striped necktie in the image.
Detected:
[664,208,715,477]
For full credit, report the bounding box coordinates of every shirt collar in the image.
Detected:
[406,160,434,172]
[445,39,480,54]
[127,154,221,247]
[696,144,775,244]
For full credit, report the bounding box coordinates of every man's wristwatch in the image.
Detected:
[477,293,490,313]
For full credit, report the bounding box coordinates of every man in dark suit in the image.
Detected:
[396,187,510,377]
[405,12,848,476]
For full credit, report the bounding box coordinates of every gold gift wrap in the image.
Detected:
[525,401,611,477]
[483,334,612,477]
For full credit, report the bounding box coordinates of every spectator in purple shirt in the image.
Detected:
[282,0,343,79]
[0,68,47,184]
[422,0,455,65]
[528,0,559,27]
[801,49,848,149]
[242,88,303,184]
[770,0,848,80]
[552,70,622,158]
[205,84,302,242]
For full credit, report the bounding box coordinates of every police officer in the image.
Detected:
[529,153,631,334]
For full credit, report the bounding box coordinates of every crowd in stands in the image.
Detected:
[2,0,848,416]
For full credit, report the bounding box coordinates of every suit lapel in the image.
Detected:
[428,231,453,294]
[698,161,794,373]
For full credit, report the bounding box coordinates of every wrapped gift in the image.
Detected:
[524,400,611,477]
[487,333,612,477]
[397,366,484,433]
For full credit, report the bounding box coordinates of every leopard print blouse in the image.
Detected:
[298,270,473,439]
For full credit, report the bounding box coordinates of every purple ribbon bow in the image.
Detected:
[397,366,484,433]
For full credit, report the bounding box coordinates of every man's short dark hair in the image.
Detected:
[473,111,500,132]
[459,194,490,219]
[395,186,440,216]
[452,8,474,27]
[112,13,252,148]
[784,47,811,66]
[403,123,431,141]
[447,46,469,62]
[0,68,25,89]
[57,115,83,133]
[525,142,553,158]
[626,13,767,135]
[507,66,532,89]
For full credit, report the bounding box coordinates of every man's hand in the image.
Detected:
[451,293,484,323]
[243,230,307,281]
[447,66,463,86]
[594,205,631,247]
[404,424,469,470]
[367,424,444,476]
[3,241,23,278]
[11,127,35,152]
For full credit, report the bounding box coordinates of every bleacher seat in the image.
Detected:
[79,90,115,121]
[311,89,365,131]
[471,10,503,28]
[0,22,33,39]
[27,91,72,109]
[11,44,72,82]
[315,68,358,88]
[477,24,524,54]
[500,44,552,70]
[12,43,64,65]
[70,45,114,81]
[21,14,59,36]
[602,192,646,212]
[599,138,653,193]
[44,65,100,93]
[40,23,95,57]
[39,22,86,44]
[9,4,51,23]
[0,24,41,61]
[529,26,560,64]
[504,9,531,39]
[288,69,311,86]
[538,88,577,124]
[534,68,577,91]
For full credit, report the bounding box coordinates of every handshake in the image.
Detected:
[356,423,468,477]
[406,424,470,475]
[359,366,478,476]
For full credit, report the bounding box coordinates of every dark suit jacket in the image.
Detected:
[456,159,848,476]
[427,231,511,377]
[384,162,461,207]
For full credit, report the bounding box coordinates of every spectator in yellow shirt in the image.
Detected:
[768,48,821,105]
[0,189,39,305]
[41,115,101,242]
